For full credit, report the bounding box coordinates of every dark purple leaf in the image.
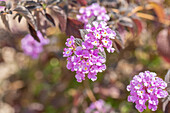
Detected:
[76,0,87,6]
[45,13,55,26]
[157,28,170,63]
[66,18,84,38]
[18,15,22,23]
[132,18,143,35]
[28,23,40,42]
[113,31,124,52]
[48,5,67,32]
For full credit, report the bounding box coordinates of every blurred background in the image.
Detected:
[0,0,169,113]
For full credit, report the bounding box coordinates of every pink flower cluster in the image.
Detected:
[63,21,116,82]
[127,71,168,112]
[63,36,106,82]
[77,3,110,24]
[85,21,116,53]
[21,31,50,59]
[85,99,114,113]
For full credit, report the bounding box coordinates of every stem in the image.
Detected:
[83,79,96,102]
[83,79,104,112]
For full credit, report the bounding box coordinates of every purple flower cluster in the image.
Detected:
[77,3,110,24]
[21,31,50,59]
[63,20,116,82]
[85,99,114,113]
[63,36,106,82]
[84,21,116,53]
[127,71,168,112]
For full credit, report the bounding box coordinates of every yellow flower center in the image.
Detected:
[84,67,87,70]
[69,41,72,44]
[66,51,70,54]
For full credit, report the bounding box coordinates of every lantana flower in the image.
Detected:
[77,3,110,24]
[63,36,106,82]
[84,21,116,53]
[127,71,168,112]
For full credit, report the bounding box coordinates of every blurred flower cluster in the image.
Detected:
[85,99,115,113]
[77,3,110,24]
[21,31,50,59]
[127,71,168,112]
[0,47,29,113]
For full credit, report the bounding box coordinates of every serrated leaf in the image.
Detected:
[165,70,170,83]
[98,50,106,60]
[88,16,96,25]
[74,38,83,46]
[119,17,133,28]
[13,6,37,30]
[162,70,170,112]
[162,95,170,112]
[45,13,55,26]
[167,83,170,92]
[48,5,66,32]
[46,0,61,5]
[156,28,170,63]
[79,29,88,40]
[1,15,10,31]
[21,0,41,11]
[21,0,40,6]
[112,31,124,53]
[26,5,42,11]
[165,70,170,94]
[165,101,170,113]
[28,23,40,42]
